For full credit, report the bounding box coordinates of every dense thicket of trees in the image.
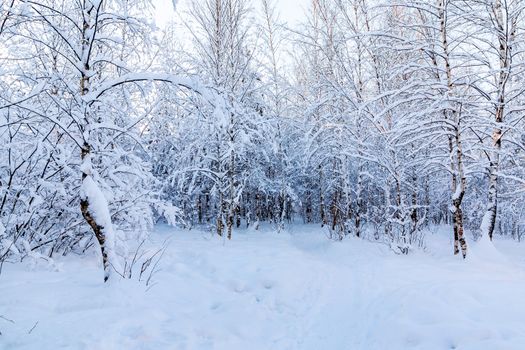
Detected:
[1,0,525,280]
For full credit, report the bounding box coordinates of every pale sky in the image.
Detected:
[153,0,308,28]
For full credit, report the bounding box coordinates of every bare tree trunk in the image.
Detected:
[78,1,116,281]
[331,189,339,233]
[411,172,418,236]
[452,113,467,258]
[438,0,467,257]
[355,162,364,238]
[481,0,516,241]
[80,145,111,281]
[197,196,203,224]
[217,214,224,237]
[227,147,234,240]
[319,165,327,226]
[482,158,499,241]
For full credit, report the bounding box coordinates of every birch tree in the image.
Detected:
[461,0,525,240]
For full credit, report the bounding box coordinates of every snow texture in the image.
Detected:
[1,224,525,349]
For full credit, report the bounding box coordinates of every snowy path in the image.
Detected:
[1,225,525,349]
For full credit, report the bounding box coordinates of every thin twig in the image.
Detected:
[0,315,14,324]
[28,321,39,334]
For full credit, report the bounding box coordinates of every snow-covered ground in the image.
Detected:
[1,225,525,350]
